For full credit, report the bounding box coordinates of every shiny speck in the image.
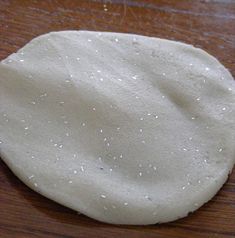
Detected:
[6,59,13,63]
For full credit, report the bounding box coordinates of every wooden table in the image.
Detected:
[0,1,234,237]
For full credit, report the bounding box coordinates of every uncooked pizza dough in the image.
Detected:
[0,31,234,225]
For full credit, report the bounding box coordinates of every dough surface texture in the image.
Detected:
[0,31,234,225]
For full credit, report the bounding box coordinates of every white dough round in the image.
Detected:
[0,31,234,225]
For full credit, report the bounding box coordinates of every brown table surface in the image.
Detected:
[0,1,235,238]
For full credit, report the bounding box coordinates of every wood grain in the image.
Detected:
[0,0,235,237]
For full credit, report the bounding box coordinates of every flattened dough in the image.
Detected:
[0,31,234,225]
